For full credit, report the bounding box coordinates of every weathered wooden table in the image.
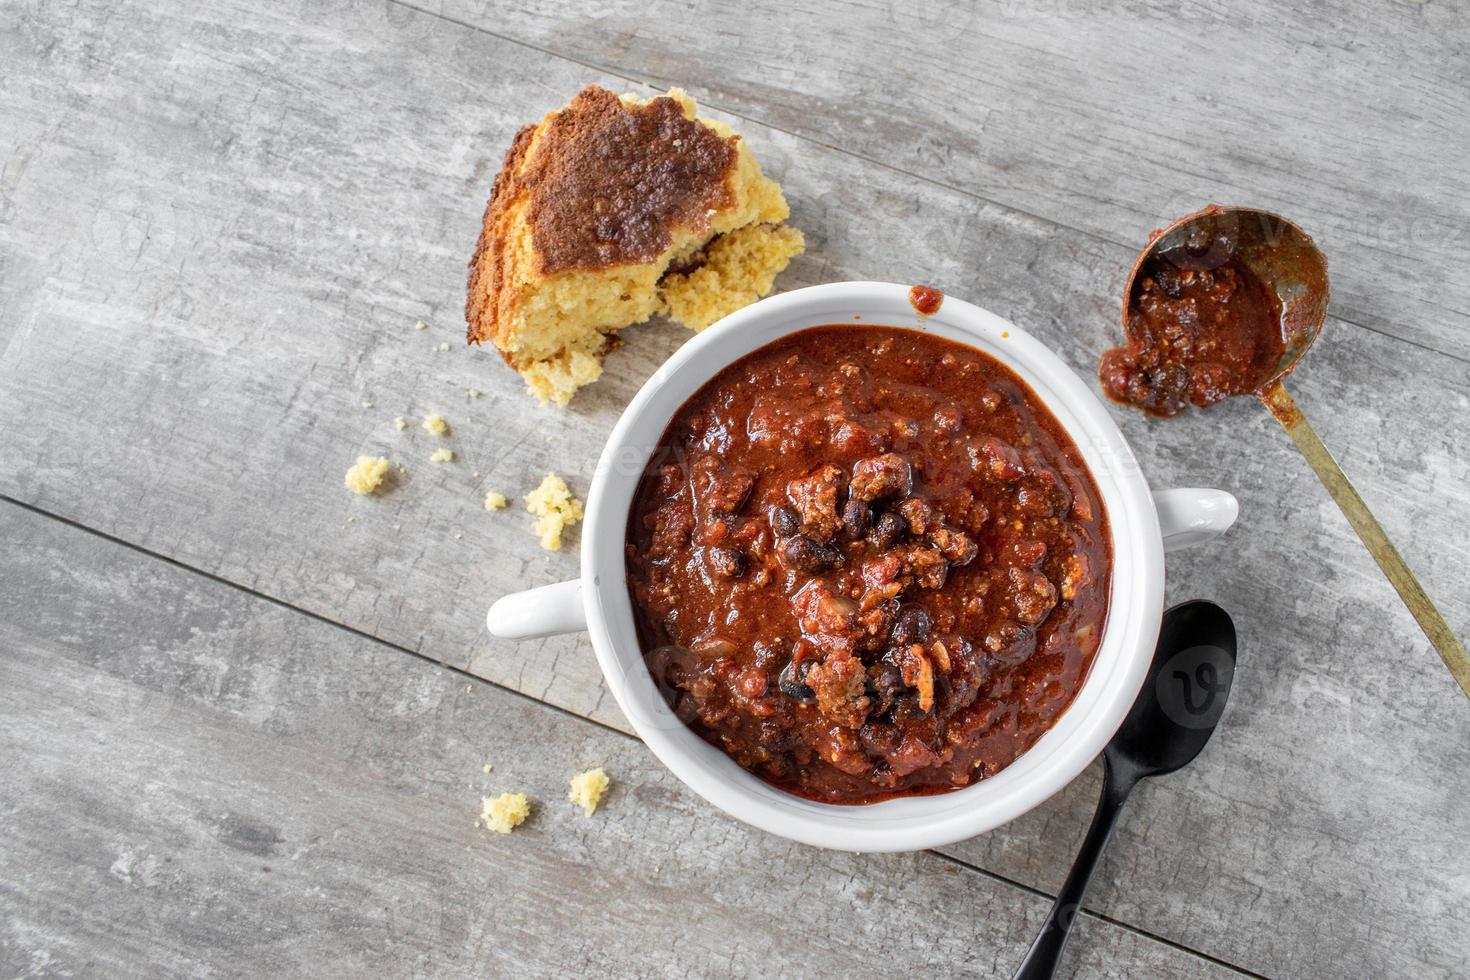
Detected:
[3,1,1467,977]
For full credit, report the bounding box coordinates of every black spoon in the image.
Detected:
[1013,600,1237,980]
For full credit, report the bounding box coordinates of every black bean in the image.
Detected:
[891,606,932,646]
[840,498,871,540]
[870,665,906,716]
[779,659,816,703]
[783,535,842,572]
[771,506,801,537]
[868,510,907,550]
[708,547,746,578]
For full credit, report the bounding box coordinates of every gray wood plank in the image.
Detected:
[439,0,1470,362]
[2,1,1467,978]
[0,502,1241,980]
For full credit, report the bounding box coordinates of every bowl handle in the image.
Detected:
[486,579,586,639]
[1153,488,1239,552]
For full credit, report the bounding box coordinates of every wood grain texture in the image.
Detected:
[441,0,1470,362]
[0,503,1241,980]
[1,0,1467,978]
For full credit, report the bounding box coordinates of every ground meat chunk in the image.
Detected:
[850,453,912,502]
[897,497,937,534]
[928,526,977,565]
[887,732,942,777]
[1009,566,1058,624]
[904,545,950,591]
[786,464,845,541]
[805,655,871,729]
[691,456,754,516]
[649,504,694,555]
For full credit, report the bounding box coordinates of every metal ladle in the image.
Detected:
[1123,205,1470,698]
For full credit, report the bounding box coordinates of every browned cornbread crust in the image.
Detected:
[467,86,740,349]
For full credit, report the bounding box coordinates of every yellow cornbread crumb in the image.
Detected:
[392,417,408,431]
[431,448,455,463]
[414,320,429,330]
[484,491,509,511]
[480,792,530,834]
[422,413,449,435]
[524,474,583,551]
[568,768,610,817]
[343,456,389,495]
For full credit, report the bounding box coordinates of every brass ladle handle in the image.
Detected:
[1261,382,1470,699]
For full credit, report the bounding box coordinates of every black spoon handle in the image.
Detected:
[1012,757,1139,980]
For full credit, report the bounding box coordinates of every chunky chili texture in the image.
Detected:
[626,326,1111,804]
[1100,249,1285,418]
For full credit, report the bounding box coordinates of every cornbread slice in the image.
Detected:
[466,85,804,406]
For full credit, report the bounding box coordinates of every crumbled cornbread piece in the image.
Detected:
[524,474,583,550]
[480,792,530,834]
[481,763,494,774]
[466,85,803,406]
[422,413,449,435]
[568,768,610,817]
[660,223,806,331]
[393,416,408,431]
[431,448,455,463]
[415,320,430,331]
[484,491,509,511]
[344,456,390,495]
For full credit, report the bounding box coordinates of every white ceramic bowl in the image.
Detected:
[488,282,1236,852]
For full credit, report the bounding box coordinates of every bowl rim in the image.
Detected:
[579,281,1162,852]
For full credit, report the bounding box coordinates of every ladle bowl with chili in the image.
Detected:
[487,281,1238,852]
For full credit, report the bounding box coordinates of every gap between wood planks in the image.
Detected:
[0,491,1266,979]
[380,0,1470,369]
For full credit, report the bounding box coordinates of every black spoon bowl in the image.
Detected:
[1013,601,1237,980]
